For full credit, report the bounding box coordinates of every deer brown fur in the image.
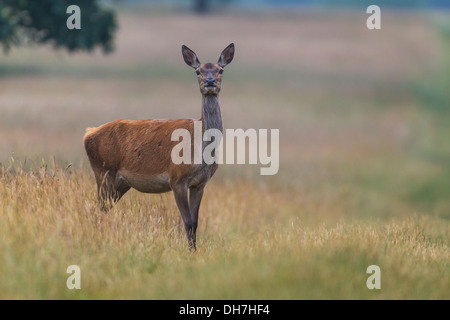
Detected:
[84,43,235,250]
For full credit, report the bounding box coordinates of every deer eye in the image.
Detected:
[195,69,200,75]
[219,69,224,74]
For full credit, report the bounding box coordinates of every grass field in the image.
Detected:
[0,8,449,299]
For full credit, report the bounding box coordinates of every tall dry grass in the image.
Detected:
[0,160,448,299]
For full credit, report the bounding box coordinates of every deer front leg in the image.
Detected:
[172,183,196,251]
[189,185,205,246]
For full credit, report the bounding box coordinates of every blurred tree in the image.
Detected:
[0,0,116,53]
[194,0,209,14]
[193,0,234,14]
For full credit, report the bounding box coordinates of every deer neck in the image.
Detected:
[201,94,223,133]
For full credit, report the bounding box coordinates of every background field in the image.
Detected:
[0,5,449,299]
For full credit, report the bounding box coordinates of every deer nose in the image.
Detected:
[205,78,216,86]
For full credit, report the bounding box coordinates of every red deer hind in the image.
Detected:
[83,43,235,250]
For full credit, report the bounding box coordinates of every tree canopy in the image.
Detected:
[0,0,117,53]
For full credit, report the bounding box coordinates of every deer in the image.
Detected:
[83,43,235,251]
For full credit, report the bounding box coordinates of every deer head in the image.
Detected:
[182,43,235,96]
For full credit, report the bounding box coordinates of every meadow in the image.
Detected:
[0,8,448,299]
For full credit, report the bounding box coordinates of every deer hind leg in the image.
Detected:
[94,167,130,212]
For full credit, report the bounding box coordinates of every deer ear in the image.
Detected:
[182,44,201,69]
[218,43,234,68]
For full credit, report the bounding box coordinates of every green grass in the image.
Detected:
[405,19,450,216]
